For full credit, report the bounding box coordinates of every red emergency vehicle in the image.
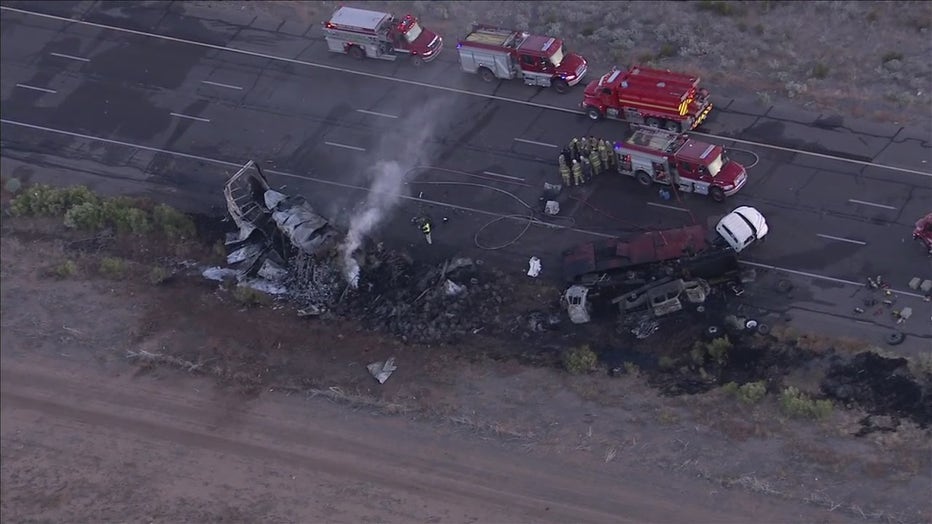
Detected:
[582,66,713,132]
[323,7,442,66]
[606,126,746,202]
[456,25,588,94]
[914,213,932,254]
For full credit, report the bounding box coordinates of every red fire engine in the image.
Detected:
[582,66,713,132]
[323,7,442,66]
[595,126,747,202]
[456,25,589,94]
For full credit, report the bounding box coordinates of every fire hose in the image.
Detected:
[406,179,577,250]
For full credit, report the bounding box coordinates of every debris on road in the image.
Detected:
[367,357,397,384]
[527,256,542,278]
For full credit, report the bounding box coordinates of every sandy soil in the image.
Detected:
[1,215,929,523]
[198,0,932,131]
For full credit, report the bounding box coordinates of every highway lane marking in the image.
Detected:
[356,109,398,119]
[201,80,243,90]
[3,117,926,300]
[324,141,366,152]
[49,52,90,62]
[5,5,929,179]
[514,138,559,149]
[482,171,525,182]
[15,83,56,94]
[646,202,689,212]
[170,112,211,123]
[847,199,897,210]
[816,233,867,246]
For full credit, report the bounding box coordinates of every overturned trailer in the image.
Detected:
[561,224,749,324]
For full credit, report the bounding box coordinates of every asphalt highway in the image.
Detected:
[1,1,930,347]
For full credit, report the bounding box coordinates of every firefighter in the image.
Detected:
[571,158,584,186]
[589,147,602,175]
[581,156,593,182]
[599,139,611,169]
[558,154,571,186]
[416,215,433,245]
[589,136,599,153]
[569,138,580,161]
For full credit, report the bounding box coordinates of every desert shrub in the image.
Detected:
[658,356,677,370]
[908,353,932,377]
[232,285,271,307]
[5,177,22,194]
[780,387,833,419]
[737,381,767,404]
[153,204,195,240]
[148,266,171,285]
[695,0,743,16]
[811,63,830,80]
[63,201,105,230]
[706,336,732,365]
[658,43,678,59]
[101,198,152,234]
[721,381,740,395]
[563,344,598,375]
[690,342,706,365]
[623,361,640,376]
[881,51,904,63]
[98,257,128,279]
[49,259,78,279]
[11,185,98,217]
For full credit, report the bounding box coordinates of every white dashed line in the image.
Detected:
[170,112,210,123]
[356,109,398,119]
[847,199,897,210]
[324,141,366,152]
[817,233,867,246]
[49,52,90,62]
[514,138,559,149]
[5,117,926,299]
[646,202,690,212]
[15,83,56,94]
[201,80,243,90]
[482,171,525,182]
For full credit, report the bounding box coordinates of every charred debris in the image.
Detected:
[205,161,526,345]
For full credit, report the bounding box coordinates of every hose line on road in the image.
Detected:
[406,178,577,251]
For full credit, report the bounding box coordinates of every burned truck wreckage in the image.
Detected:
[561,223,758,328]
[205,161,519,344]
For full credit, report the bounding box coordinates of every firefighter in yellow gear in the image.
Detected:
[569,138,580,160]
[571,159,584,186]
[589,147,602,175]
[418,216,432,245]
[588,136,599,153]
[599,140,611,169]
[558,154,571,186]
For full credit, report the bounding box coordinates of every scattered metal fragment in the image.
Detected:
[367,357,397,384]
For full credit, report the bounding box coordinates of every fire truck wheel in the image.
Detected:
[552,78,569,94]
[411,56,424,67]
[478,67,496,83]
[645,117,662,128]
[585,107,603,121]
[635,171,653,187]
[663,120,681,132]
[347,45,365,60]
[709,187,725,202]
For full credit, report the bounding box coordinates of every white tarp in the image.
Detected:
[527,256,542,278]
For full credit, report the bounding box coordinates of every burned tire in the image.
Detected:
[645,117,662,128]
[478,67,496,83]
[585,106,603,121]
[552,78,570,94]
[347,45,365,60]
[885,331,905,346]
[706,325,721,339]
[635,170,653,187]
[663,120,681,132]
[756,323,771,336]
[709,186,725,203]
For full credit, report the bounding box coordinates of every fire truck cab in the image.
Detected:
[613,126,747,202]
[456,25,588,94]
[583,66,713,132]
[323,7,442,66]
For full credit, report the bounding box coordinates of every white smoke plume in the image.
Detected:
[340,160,408,287]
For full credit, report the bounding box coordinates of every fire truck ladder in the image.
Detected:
[627,125,682,153]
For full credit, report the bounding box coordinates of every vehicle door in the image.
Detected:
[674,161,699,193]
[520,54,540,73]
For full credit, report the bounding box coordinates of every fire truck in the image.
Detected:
[582,66,713,132]
[323,7,442,66]
[456,24,588,94]
[603,126,747,202]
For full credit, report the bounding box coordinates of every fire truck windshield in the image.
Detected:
[549,45,565,67]
[404,22,423,43]
[707,153,725,177]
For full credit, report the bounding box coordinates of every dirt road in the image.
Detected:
[1,351,849,524]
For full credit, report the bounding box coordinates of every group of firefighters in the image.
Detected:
[558,136,623,187]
